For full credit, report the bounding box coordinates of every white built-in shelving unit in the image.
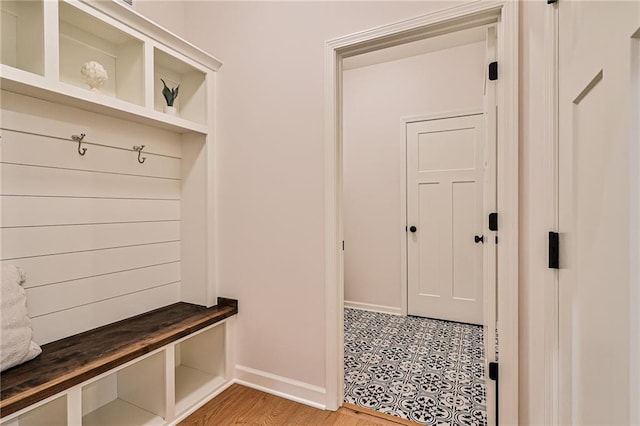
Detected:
[0,0,218,133]
[1,0,221,323]
[0,1,231,424]
[3,396,67,426]
[1,320,231,426]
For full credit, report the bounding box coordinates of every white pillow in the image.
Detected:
[1,265,42,372]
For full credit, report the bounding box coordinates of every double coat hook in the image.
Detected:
[72,133,87,156]
[133,145,146,164]
[71,133,149,165]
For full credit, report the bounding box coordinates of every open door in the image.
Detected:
[558,1,640,424]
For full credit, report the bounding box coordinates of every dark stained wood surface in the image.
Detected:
[0,299,238,417]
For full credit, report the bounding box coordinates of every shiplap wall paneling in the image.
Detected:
[1,242,180,289]
[0,92,183,345]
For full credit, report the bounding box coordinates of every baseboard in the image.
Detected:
[344,301,401,316]
[235,365,326,410]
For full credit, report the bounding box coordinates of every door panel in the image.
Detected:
[407,114,484,324]
[452,181,479,301]
[417,182,442,298]
[558,1,640,424]
[418,128,476,171]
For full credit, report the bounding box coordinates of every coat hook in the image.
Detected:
[72,133,87,156]
[133,145,146,164]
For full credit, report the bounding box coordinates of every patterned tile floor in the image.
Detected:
[344,308,487,425]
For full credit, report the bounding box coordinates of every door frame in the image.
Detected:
[400,108,485,318]
[323,1,519,424]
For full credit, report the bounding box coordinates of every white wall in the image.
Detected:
[182,0,466,398]
[179,1,552,422]
[342,41,485,311]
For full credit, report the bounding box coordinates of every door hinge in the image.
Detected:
[489,361,498,381]
[549,232,559,269]
[489,212,498,231]
[547,0,557,4]
[342,240,345,251]
[489,361,499,424]
[488,61,498,81]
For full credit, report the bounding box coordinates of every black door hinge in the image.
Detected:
[489,213,498,231]
[547,0,557,4]
[488,61,498,81]
[489,362,499,424]
[342,240,345,251]
[489,362,499,381]
[549,232,559,269]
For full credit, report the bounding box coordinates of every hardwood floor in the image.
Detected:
[179,384,417,425]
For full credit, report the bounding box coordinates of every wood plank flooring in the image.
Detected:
[179,384,417,425]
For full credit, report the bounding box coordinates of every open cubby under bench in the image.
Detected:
[0,298,238,425]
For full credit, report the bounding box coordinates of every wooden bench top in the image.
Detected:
[0,298,238,418]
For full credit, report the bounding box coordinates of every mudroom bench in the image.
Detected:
[0,298,238,426]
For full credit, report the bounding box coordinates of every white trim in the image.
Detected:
[235,365,327,410]
[399,117,408,317]
[344,301,401,316]
[332,2,504,58]
[324,34,342,412]
[543,2,560,425]
[79,0,222,71]
[494,4,519,424]
[629,27,640,426]
[325,2,519,424]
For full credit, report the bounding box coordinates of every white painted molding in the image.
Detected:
[631,27,640,426]
[235,365,327,410]
[324,36,342,412]
[543,2,560,425]
[325,2,519,424]
[327,2,504,55]
[399,118,408,318]
[344,301,401,316]
[494,3,519,425]
[80,0,222,71]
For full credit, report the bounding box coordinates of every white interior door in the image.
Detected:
[406,114,486,325]
[558,1,640,424]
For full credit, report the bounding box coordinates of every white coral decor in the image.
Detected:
[80,61,108,92]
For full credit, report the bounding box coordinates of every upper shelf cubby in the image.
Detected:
[58,1,144,106]
[0,0,45,76]
[154,48,207,125]
[0,0,221,133]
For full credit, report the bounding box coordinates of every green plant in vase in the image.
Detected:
[161,79,179,116]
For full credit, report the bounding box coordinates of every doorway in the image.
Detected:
[324,2,519,425]
[340,30,497,424]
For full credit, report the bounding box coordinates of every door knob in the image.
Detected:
[409,226,417,233]
[475,235,484,244]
